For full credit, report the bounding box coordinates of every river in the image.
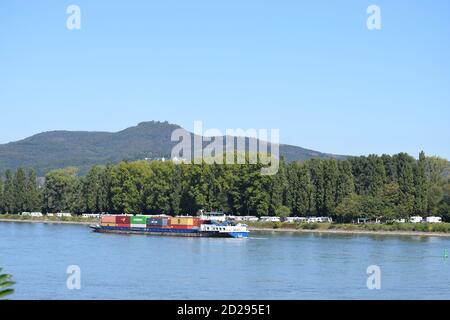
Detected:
[1,221,450,300]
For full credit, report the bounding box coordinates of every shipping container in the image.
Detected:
[130,216,148,224]
[170,225,195,230]
[117,224,130,228]
[131,224,147,229]
[101,216,116,224]
[170,217,194,226]
[115,216,131,224]
[147,217,169,227]
[101,223,117,227]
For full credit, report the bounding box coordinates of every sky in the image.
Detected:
[0,0,449,158]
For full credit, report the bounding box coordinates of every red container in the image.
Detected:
[170,225,195,230]
[117,223,130,228]
[192,219,203,226]
[115,216,130,224]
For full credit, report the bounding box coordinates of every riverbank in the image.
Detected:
[246,221,450,237]
[0,215,96,225]
[2,216,450,237]
[249,227,450,238]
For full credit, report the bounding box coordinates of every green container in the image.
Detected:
[131,216,148,224]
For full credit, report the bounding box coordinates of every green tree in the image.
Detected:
[275,205,291,218]
[309,159,324,215]
[268,158,288,215]
[425,156,449,184]
[396,153,415,218]
[382,182,400,218]
[287,162,312,216]
[43,167,79,213]
[334,194,361,222]
[413,151,428,215]
[322,159,338,215]
[3,170,15,214]
[144,161,173,214]
[427,183,444,216]
[381,154,397,183]
[350,155,385,196]
[13,168,27,214]
[0,176,4,214]
[110,161,150,214]
[335,160,355,206]
[25,169,40,212]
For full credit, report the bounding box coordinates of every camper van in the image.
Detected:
[410,216,423,224]
[426,216,442,224]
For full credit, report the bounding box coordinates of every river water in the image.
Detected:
[1,221,450,300]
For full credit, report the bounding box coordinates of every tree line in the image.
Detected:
[0,152,449,222]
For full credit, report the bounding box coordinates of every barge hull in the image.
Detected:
[91,226,241,238]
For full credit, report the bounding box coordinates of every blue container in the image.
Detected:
[147,217,169,227]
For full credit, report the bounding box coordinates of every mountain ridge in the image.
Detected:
[0,121,347,175]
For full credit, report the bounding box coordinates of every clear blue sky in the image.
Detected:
[1,0,449,158]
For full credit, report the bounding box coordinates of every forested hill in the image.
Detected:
[0,121,346,176]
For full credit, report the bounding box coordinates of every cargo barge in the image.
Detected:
[91,215,249,238]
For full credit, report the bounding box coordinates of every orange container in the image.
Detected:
[101,223,117,227]
[101,216,116,224]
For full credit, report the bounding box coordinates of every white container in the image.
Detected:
[131,224,146,229]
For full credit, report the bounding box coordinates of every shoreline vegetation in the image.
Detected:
[0,151,449,238]
[2,215,450,237]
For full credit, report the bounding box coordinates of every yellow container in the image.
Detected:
[170,217,194,226]
[101,223,117,227]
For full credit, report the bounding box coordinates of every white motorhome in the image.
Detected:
[410,216,423,224]
[233,216,259,222]
[307,217,332,223]
[199,211,227,223]
[82,213,101,219]
[285,217,307,223]
[56,213,72,218]
[242,216,259,222]
[426,216,442,224]
[260,216,281,223]
[30,212,43,217]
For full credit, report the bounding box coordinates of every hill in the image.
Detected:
[0,121,347,175]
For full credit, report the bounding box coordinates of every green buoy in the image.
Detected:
[444,249,449,260]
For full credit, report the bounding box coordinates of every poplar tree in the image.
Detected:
[3,170,15,214]
[366,155,386,197]
[0,175,4,214]
[287,162,312,216]
[25,169,40,212]
[309,159,324,215]
[322,160,338,215]
[413,151,428,215]
[269,157,288,215]
[397,153,415,217]
[14,168,27,214]
[335,160,355,206]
